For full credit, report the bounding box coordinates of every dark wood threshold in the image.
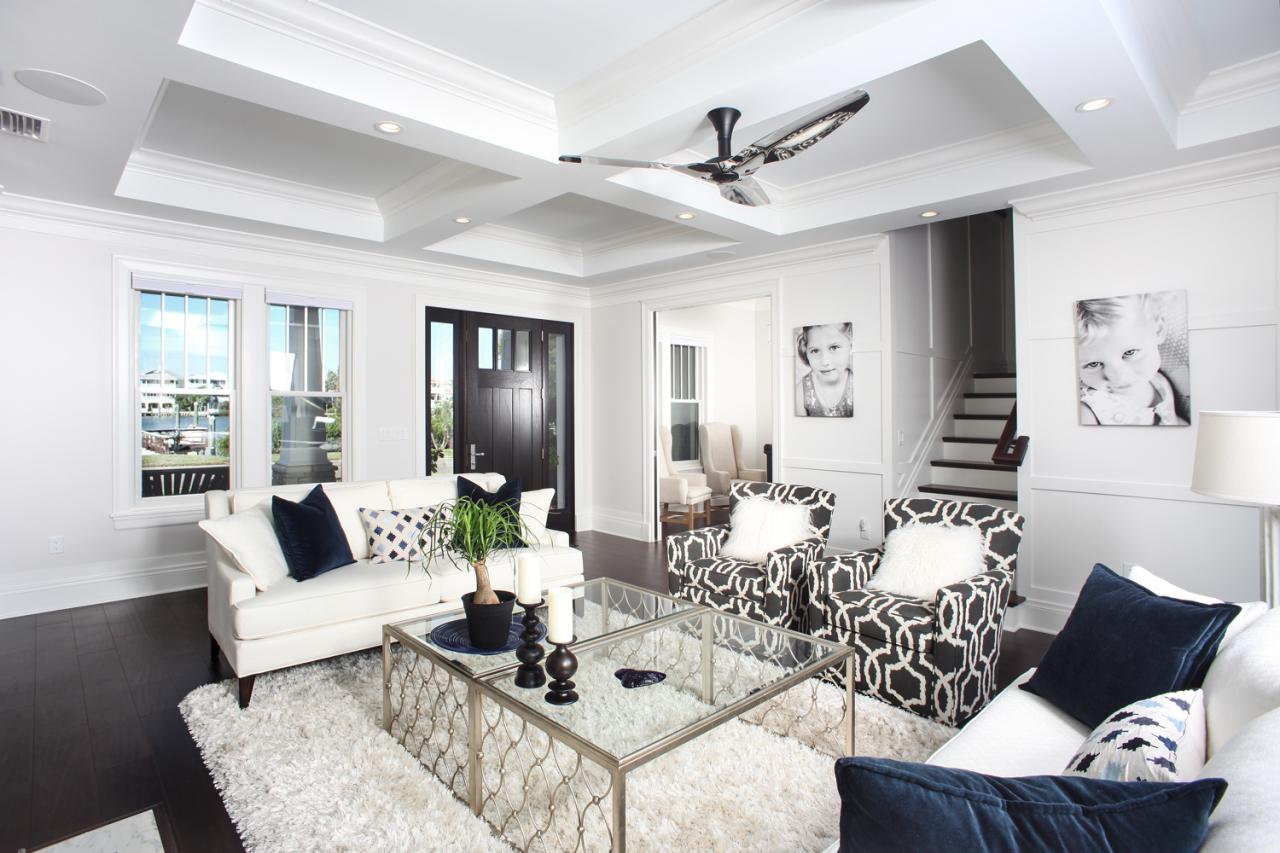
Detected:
[972,371,1016,378]
[963,392,1016,399]
[930,460,1018,472]
[954,414,1006,421]
[942,437,998,444]
[919,483,1018,502]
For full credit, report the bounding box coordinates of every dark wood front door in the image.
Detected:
[463,312,544,490]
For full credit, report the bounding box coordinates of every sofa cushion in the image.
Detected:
[232,559,442,640]
[425,546,584,603]
[928,670,1090,776]
[1021,564,1239,729]
[387,476,459,510]
[832,589,935,652]
[520,488,555,543]
[229,481,392,561]
[1197,705,1280,852]
[1128,566,1267,646]
[1200,607,1280,756]
[198,503,290,591]
[836,757,1227,853]
[358,506,432,564]
[271,486,356,581]
[1064,690,1206,783]
[683,557,766,600]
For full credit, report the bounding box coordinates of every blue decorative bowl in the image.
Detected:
[430,616,545,655]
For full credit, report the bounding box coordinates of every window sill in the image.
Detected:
[111,503,205,530]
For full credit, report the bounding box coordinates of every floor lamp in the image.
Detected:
[1191,411,1280,608]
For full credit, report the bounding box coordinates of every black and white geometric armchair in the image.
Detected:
[666,480,836,631]
[805,498,1024,727]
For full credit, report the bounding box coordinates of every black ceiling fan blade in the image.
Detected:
[740,88,870,164]
[558,154,706,178]
[719,177,770,207]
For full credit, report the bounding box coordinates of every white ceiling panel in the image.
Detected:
[1183,0,1280,70]
[497,193,675,244]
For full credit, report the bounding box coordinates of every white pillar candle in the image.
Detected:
[516,552,541,605]
[546,586,574,644]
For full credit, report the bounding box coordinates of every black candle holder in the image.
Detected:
[544,637,579,706]
[514,599,546,689]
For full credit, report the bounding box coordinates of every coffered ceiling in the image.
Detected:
[2,0,1278,285]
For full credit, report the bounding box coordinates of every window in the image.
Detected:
[428,317,456,475]
[269,298,349,485]
[669,342,705,462]
[135,284,237,499]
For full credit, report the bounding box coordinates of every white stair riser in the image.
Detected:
[930,466,1018,491]
[954,418,1005,439]
[964,396,1015,416]
[942,442,997,462]
[973,377,1015,394]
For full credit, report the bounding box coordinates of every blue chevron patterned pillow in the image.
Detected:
[1064,690,1207,783]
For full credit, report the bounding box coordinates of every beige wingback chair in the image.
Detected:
[659,426,714,528]
[699,423,766,496]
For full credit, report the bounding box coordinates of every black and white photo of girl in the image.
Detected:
[794,322,854,417]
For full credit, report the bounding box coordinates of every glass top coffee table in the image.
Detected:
[383,578,854,852]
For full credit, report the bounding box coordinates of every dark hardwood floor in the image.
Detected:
[1,529,1053,852]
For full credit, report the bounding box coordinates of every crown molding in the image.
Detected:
[765,120,1074,213]
[590,234,885,305]
[427,223,585,277]
[118,148,383,240]
[1184,50,1280,114]
[582,221,686,255]
[0,192,591,305]
[377,159,495,219]
[182,0,557,155]
[1010,145,1280,221]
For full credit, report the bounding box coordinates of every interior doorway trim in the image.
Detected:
[640,280,781,542]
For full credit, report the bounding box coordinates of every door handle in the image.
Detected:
[469,444,486,469]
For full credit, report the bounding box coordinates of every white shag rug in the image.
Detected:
[182,651,954,852]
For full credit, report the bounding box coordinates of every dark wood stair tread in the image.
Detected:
[931,460,1017,472]
[973,372,1016,378]
[954,414,1006,420]
[964,392,1016,399]
[919,483,1017,501]
[942,437,998,444]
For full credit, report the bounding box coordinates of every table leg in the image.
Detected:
[611,768,627,853]
[845,655,856,756]
[382,631,392,733]
[701,611,714,704]
[468,684,482,815]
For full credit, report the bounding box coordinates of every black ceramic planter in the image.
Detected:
[461,590,517,649]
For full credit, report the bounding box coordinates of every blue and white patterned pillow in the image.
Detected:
[1063,689,1206,782]
[358,506,434,564]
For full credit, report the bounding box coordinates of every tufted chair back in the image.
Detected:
[882,498,1024,575]
[729,480,836,543]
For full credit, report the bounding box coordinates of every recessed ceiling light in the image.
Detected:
[14,69,106,106]
[676,212,696,220]
[1075,97,1112,113]
[453,216,472,224]
[374,120,403,134]
[920,210,940,219]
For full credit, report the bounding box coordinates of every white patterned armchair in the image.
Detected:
[667,480,836,631]
[805,498,1024,726]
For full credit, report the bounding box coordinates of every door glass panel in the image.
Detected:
[515,330,530,372]
[671,402,699,462]
[497,329,513,370]
[547,332,567,509]
[478,327,493,370]
[430,321,455,475]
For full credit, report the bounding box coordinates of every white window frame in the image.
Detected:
[665,335,708,470]
[267,292,353,484]
[112,257,365,529]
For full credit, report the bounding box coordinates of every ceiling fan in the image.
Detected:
[558,88,869,207]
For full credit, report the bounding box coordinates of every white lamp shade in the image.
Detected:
[1191,411,1280,505]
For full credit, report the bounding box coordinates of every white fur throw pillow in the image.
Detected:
[720,497,812,563]
[865,523,986,600]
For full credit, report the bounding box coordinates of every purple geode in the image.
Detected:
[614,668,666,689]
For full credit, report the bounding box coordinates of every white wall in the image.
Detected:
[888,219,974,498]
[1012,154,1280,632]
[0,197,589,617]
[657,298,768,470]
[587,300,646,538]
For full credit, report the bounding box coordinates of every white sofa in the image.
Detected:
[203,473,584,707]
[927,607,1279,851]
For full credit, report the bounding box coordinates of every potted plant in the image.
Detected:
[418,496,530,648]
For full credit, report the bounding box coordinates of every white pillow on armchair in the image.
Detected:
[720,497,812,563]
[865,523,986,600]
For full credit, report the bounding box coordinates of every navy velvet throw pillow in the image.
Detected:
[272,485,355,581]
[835,757,1226,853]
[1020,564,1238,729]
[456,477,524,546]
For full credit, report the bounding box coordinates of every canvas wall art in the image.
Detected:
[1073,289,1190,426]
[794,322,854,417]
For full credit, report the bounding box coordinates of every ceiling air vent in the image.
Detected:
[1,107,48,141]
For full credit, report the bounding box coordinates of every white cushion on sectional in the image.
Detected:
[198,503,290,591]
[1128,565,1267,646]
[318,482,393,561]
[232,559,442,640]
[926,669,1090,776]
[1201,607,1280,756]
[1197,706,1280,852]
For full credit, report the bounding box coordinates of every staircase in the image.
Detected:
[921,372,1018,511]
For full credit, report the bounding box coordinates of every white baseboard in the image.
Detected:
[584,507,651,542]
[0,551,207,618]
[1005,598,1069,635]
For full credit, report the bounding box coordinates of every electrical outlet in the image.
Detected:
[48,535,63,555]
[896,430,905,447]
[858,519,870,540]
